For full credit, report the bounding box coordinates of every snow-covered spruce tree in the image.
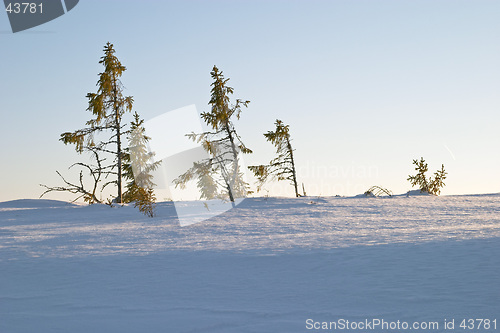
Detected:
[407,157,447,195]
[122,112,161,217]
[60,42,133,204]
[173,66,252,204]
[249,119,300,197]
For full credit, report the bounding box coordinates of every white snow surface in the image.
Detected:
[1,195,499,332]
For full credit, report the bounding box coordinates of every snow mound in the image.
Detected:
[355,190,436,198]
[403,189,434,196]
[0,199,78,209]
[1,195,500,258]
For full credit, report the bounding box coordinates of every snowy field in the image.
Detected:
[1,195,499,332]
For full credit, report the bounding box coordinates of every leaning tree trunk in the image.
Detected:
[286,136,299,197]
[224,121,237,206]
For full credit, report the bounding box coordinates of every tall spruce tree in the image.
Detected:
[173,65,252,203]
[60,42,133,203]
[249,119,300,197]
[122,112,161,217]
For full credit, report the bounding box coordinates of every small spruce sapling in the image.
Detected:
[249,119,300,197]
[407,157,447,195]
[122,112,161,217]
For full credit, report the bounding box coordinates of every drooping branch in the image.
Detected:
[40,170,102,204]
[40,148,107,204]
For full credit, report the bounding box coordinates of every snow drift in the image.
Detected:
[1,195,499,332]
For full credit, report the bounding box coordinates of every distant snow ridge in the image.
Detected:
[1,195,499,259]
[0,199,78,209]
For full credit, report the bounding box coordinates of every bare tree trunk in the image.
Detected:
[225,121,238,205]
[286,136,299,197]
[113,75,122,204]
[216,154,235,207]
[116,118,122,203]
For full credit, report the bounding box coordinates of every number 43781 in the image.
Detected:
[460,319,497,330]
[5,3,43,14]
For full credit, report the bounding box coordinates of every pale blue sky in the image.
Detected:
[1,0,499,202]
